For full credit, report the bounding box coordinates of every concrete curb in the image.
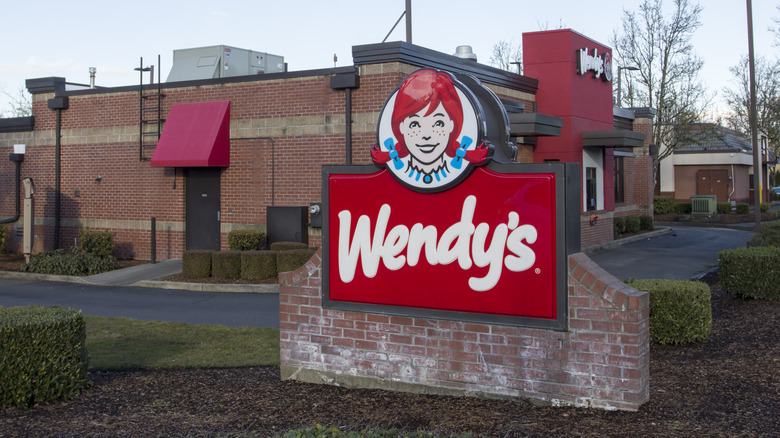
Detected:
[0,270,279,294]
[0,271,91,284]
[132,280,279,294]
[583,227,673,254]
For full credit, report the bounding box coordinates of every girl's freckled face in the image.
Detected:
[399,103,454,165]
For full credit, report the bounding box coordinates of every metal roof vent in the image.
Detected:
[453,45,477,61]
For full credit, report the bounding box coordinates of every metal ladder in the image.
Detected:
[137,55,165,161]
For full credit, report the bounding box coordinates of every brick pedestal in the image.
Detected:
[280,251,649,411]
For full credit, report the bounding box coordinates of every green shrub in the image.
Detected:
[270,241,308,251]
[625,216,641,234]
[716,202,732,214]
[79,229,115,258]
[0,306,90,408]
[639,215,654,231]
[748,221,780,247]
[241,250,277,281]
[613,216,627,237]
[673,202,692,214]
[653,196,676,214]
[627,279,711,345]
[735,203,749,214]
[21,248,117,276]
[760,202,770,213]
[277,248,317,273]
[212,251,241,279]
[0,224,7,253]
[182,250,212,279]
[718,246,780,300]
[228,229,266,251]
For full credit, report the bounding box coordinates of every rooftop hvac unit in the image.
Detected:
[166,45,285,82]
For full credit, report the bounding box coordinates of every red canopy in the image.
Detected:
[150,100,230,167]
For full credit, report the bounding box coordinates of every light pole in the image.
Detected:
[617,66,639,107]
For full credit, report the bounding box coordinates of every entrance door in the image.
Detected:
[185,168,221,251]
[697,170,729,202]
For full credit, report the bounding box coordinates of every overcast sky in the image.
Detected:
[1,1,777,117]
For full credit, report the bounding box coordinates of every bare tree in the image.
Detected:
[489,40,522,73]
[611,0,713,191]
[723,56,780,153]
[772,5,780,46]
[1,85,32,118]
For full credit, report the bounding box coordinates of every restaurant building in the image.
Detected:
[0,29,654,260]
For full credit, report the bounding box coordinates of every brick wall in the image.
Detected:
[280,251,650,411]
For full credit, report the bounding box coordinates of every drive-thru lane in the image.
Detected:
[0,280,279,328]
[588,225,755,281]
[0,225,755,327]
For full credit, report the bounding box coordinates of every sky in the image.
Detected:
[0,0,777,117]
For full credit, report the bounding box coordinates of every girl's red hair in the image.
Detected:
[390,69,464,158]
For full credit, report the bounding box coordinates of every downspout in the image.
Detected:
[48,96,69,249]
[329,70,360,165]
[345,88,352,165]
[728,164,735,203]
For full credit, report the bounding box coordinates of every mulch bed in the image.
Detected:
[1,274,778,437]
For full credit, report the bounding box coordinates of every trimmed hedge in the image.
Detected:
[653,196,675,214]
[182,250,212,279]
[716,202,732,214]
[270,241,309,251]
[228,230,266,251]
[79,229,115,258]
[674,202,692,214]
[0,224,7,253]
[625,216,641,234]
[627,279,711,344]
[277,248,317,273]
[212,251,241,279]
[241,251,277,281]
[615,215,653,238]
[719,246,780,300]
[614,217,626,238]
[0,306,90,408]
[639,215,654,231]
[21,248,117,276]
[748,221,780,247]
[736,203,749,214]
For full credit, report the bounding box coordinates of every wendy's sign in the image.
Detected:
[323,69,576,330]
[576,47,613,82]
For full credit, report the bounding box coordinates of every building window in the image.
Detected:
[586,167,598,211]
[614,156,625,204]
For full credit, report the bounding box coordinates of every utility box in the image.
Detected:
[167,45,285,82]
[691,195,717,215]
[267,206,309,246]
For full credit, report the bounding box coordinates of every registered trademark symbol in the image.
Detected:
[535,268,541,275]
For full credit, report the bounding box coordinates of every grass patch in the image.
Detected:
[85,316,279,370]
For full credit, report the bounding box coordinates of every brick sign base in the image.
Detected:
[279,251,650,411]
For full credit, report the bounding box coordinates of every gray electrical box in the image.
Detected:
[167,45,285,82]
[267,206,309,246]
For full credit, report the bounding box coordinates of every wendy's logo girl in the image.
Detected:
[373,69,491,192]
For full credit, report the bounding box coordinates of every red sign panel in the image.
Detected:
[326,166,559,320]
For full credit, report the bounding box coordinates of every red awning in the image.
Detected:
[150,100,230,167]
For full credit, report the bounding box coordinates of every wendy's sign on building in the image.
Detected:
[323,69,578,330]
